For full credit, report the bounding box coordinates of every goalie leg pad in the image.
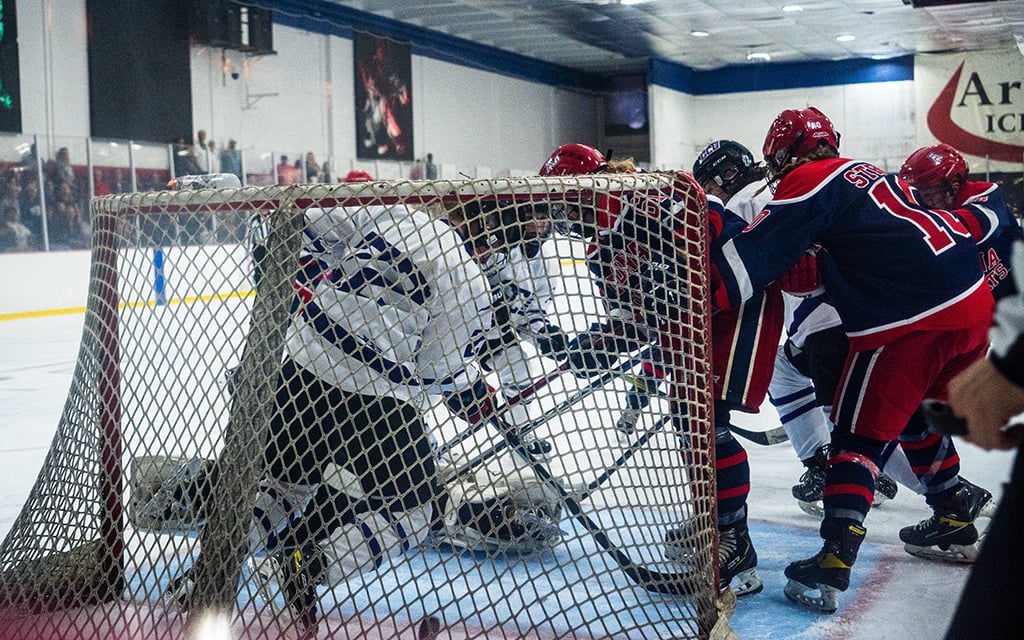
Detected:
[318,505,431,584]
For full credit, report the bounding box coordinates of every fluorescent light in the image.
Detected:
[782,5,803,11]
[690,30,710,37]
[836,34,856,42]
[747,52,772,62]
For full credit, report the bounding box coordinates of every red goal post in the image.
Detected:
[0,174,729,639]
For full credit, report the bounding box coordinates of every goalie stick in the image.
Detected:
[620,373,789,446]
[486,411,703,596]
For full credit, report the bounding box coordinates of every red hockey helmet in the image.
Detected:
[344,170,374,183]
[539,143,607,176]
[762,107,840,174]
[898,144,968,190]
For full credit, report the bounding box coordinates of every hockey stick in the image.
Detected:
[620,377,789,446]
[727,423,789,446]
[487,412,700,596]
[436,347,653,462]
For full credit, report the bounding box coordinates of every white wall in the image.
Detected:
[651,81,917,172]
[12,4,602,178]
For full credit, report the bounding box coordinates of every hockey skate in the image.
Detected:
[899,478,993,564]
[248,545,323,634]
[614,405,642,436]
[783,521,866,614]
[663,517,763,597]
[794,444,898,517]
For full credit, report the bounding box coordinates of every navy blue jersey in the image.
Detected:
[714,158,993,350]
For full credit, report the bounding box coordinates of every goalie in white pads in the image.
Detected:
[153,195,565,631]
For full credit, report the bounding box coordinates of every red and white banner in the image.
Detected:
[915,50,1024,170]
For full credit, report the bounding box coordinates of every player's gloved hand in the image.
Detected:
[443,379,493,425]
[565,322,634,378]
[778,251,822,297]
[534,324,570,360]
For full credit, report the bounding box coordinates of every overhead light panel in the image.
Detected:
[836,34,856,42]
[747,52,772,62]
[690,30,710,37]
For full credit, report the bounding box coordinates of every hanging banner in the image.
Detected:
[915,50,1024,170]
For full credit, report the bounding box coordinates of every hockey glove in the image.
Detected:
[444,379,493,425]
[534,324,570,360]
[778,251,821,297]
[565,322,636,378]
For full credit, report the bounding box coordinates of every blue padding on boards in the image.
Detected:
[152,247,166,306]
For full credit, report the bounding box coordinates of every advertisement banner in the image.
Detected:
[915,50,1024,215]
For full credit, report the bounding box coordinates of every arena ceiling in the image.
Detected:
[333,0,1024,73]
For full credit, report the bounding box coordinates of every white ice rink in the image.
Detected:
[0,311,1015,640]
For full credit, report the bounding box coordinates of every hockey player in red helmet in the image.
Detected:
[900,143,1022,301]
[543,140,785,597]
[343,169,374,183]
[714,106,996,614]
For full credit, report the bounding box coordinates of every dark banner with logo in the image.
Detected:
[354,32,413,161]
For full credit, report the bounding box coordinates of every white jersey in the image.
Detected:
[727,179,773,225]
[285,205,493,402]
[481,241,562,397]
[488,241,560,342]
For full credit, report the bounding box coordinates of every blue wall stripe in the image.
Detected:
[650,56,914,95]
[255,0,914,95]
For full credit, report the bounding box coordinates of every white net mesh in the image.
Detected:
[0,175,728,639]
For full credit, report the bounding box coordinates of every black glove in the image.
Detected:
[566,322,636,378]
[443,379,493,424]
[534,324,570,360]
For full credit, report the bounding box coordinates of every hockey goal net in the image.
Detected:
[0,175,727,639]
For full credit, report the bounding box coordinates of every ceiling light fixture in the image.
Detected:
[747,52,772,62]
[836,34,857,42]
[690,30,710,37]
[782,5,803,12]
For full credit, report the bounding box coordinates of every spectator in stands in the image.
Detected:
[93,169,112,197]
[54,147,75,186]
[277,155,300,185]
[196,130,210,172]
[0,203,33,252]
[305,152,323,183]
[19,176,43,243]
[174,136,203,177]
[321,161,332,184]
[220,139,243,181]
[48,198,88,250]
[425,152,438,179]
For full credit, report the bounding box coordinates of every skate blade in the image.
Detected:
[783,578,839,614]
[730,567,763,597]
[797,500,824,519]
[903,541,980,564]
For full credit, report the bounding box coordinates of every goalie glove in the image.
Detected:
[565,321,639,378]
[778,250,822,297]
[533,324,570,360]
[443,378,493,425]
